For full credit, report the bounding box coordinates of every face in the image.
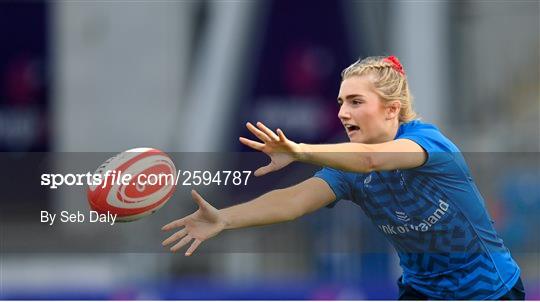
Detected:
[337,76,397,144]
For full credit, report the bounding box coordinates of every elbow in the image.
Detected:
[364,153,377,173]
[272,188,302,222]
[353,153,377,173]
[287,208,305,221]
[285,202,304,222]
[281,190,306,221]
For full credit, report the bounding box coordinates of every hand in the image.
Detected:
[161,190,226,256]
[239,122,302,176]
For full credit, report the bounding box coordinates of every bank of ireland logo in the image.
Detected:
[395,210,410,222]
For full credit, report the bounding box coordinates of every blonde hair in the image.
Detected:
[341,56,417,123]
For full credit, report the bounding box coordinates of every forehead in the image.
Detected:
[338,75,377,98]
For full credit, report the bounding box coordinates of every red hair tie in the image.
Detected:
[384,55,405,75]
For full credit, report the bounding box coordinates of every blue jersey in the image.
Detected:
[314,120,520,300]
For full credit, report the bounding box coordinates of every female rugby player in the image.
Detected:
[162,56,524,300]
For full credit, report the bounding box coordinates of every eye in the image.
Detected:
[337,100,343,107]
[352,99,364,105]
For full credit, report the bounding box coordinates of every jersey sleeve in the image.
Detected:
[397,125,459,174]
[314,167,352,208]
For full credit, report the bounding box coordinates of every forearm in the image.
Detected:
[221,188,301,230]
[298,143,375,173]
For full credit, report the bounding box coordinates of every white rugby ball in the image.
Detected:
[87,148,177,222]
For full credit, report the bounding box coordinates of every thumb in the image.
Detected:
[191,190,211,210]
[254,164,273,177]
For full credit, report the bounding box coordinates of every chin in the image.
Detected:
[348,136,366,144]
[352,139,368,144]
[346,131,369,143]
[349,136,374,144]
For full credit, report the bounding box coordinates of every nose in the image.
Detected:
[338,104,351,120]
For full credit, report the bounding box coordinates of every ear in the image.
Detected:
[385,100,401,120]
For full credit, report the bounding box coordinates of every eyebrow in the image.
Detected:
[337,94,366,102]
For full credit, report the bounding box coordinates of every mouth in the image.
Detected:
[344,124,360,136]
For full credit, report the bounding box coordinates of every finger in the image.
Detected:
[246,122,271,142]
[239,137,264,151]
[162,228,187,246]
[162,217,186,231]
[185,239,202,256]
[276,128,288,141]
[171,234,192,252]
[191,190,209,209]
[257,122,279,141]
[254,164,273,177]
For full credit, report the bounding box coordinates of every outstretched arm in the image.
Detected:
[240,121,426,174]
[298,139,427,173]
[221,177,335,229]
[162,177,336,255]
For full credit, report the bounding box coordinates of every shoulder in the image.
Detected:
[396,120,460,153]
[397,120,442,137]
[395,120,468,173]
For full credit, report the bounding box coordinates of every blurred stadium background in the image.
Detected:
[0,0,539,299]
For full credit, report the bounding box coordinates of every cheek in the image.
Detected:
[352,106,380,124]
[366,104,387,121]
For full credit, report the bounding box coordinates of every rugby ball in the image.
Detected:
[87,148,177,222]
